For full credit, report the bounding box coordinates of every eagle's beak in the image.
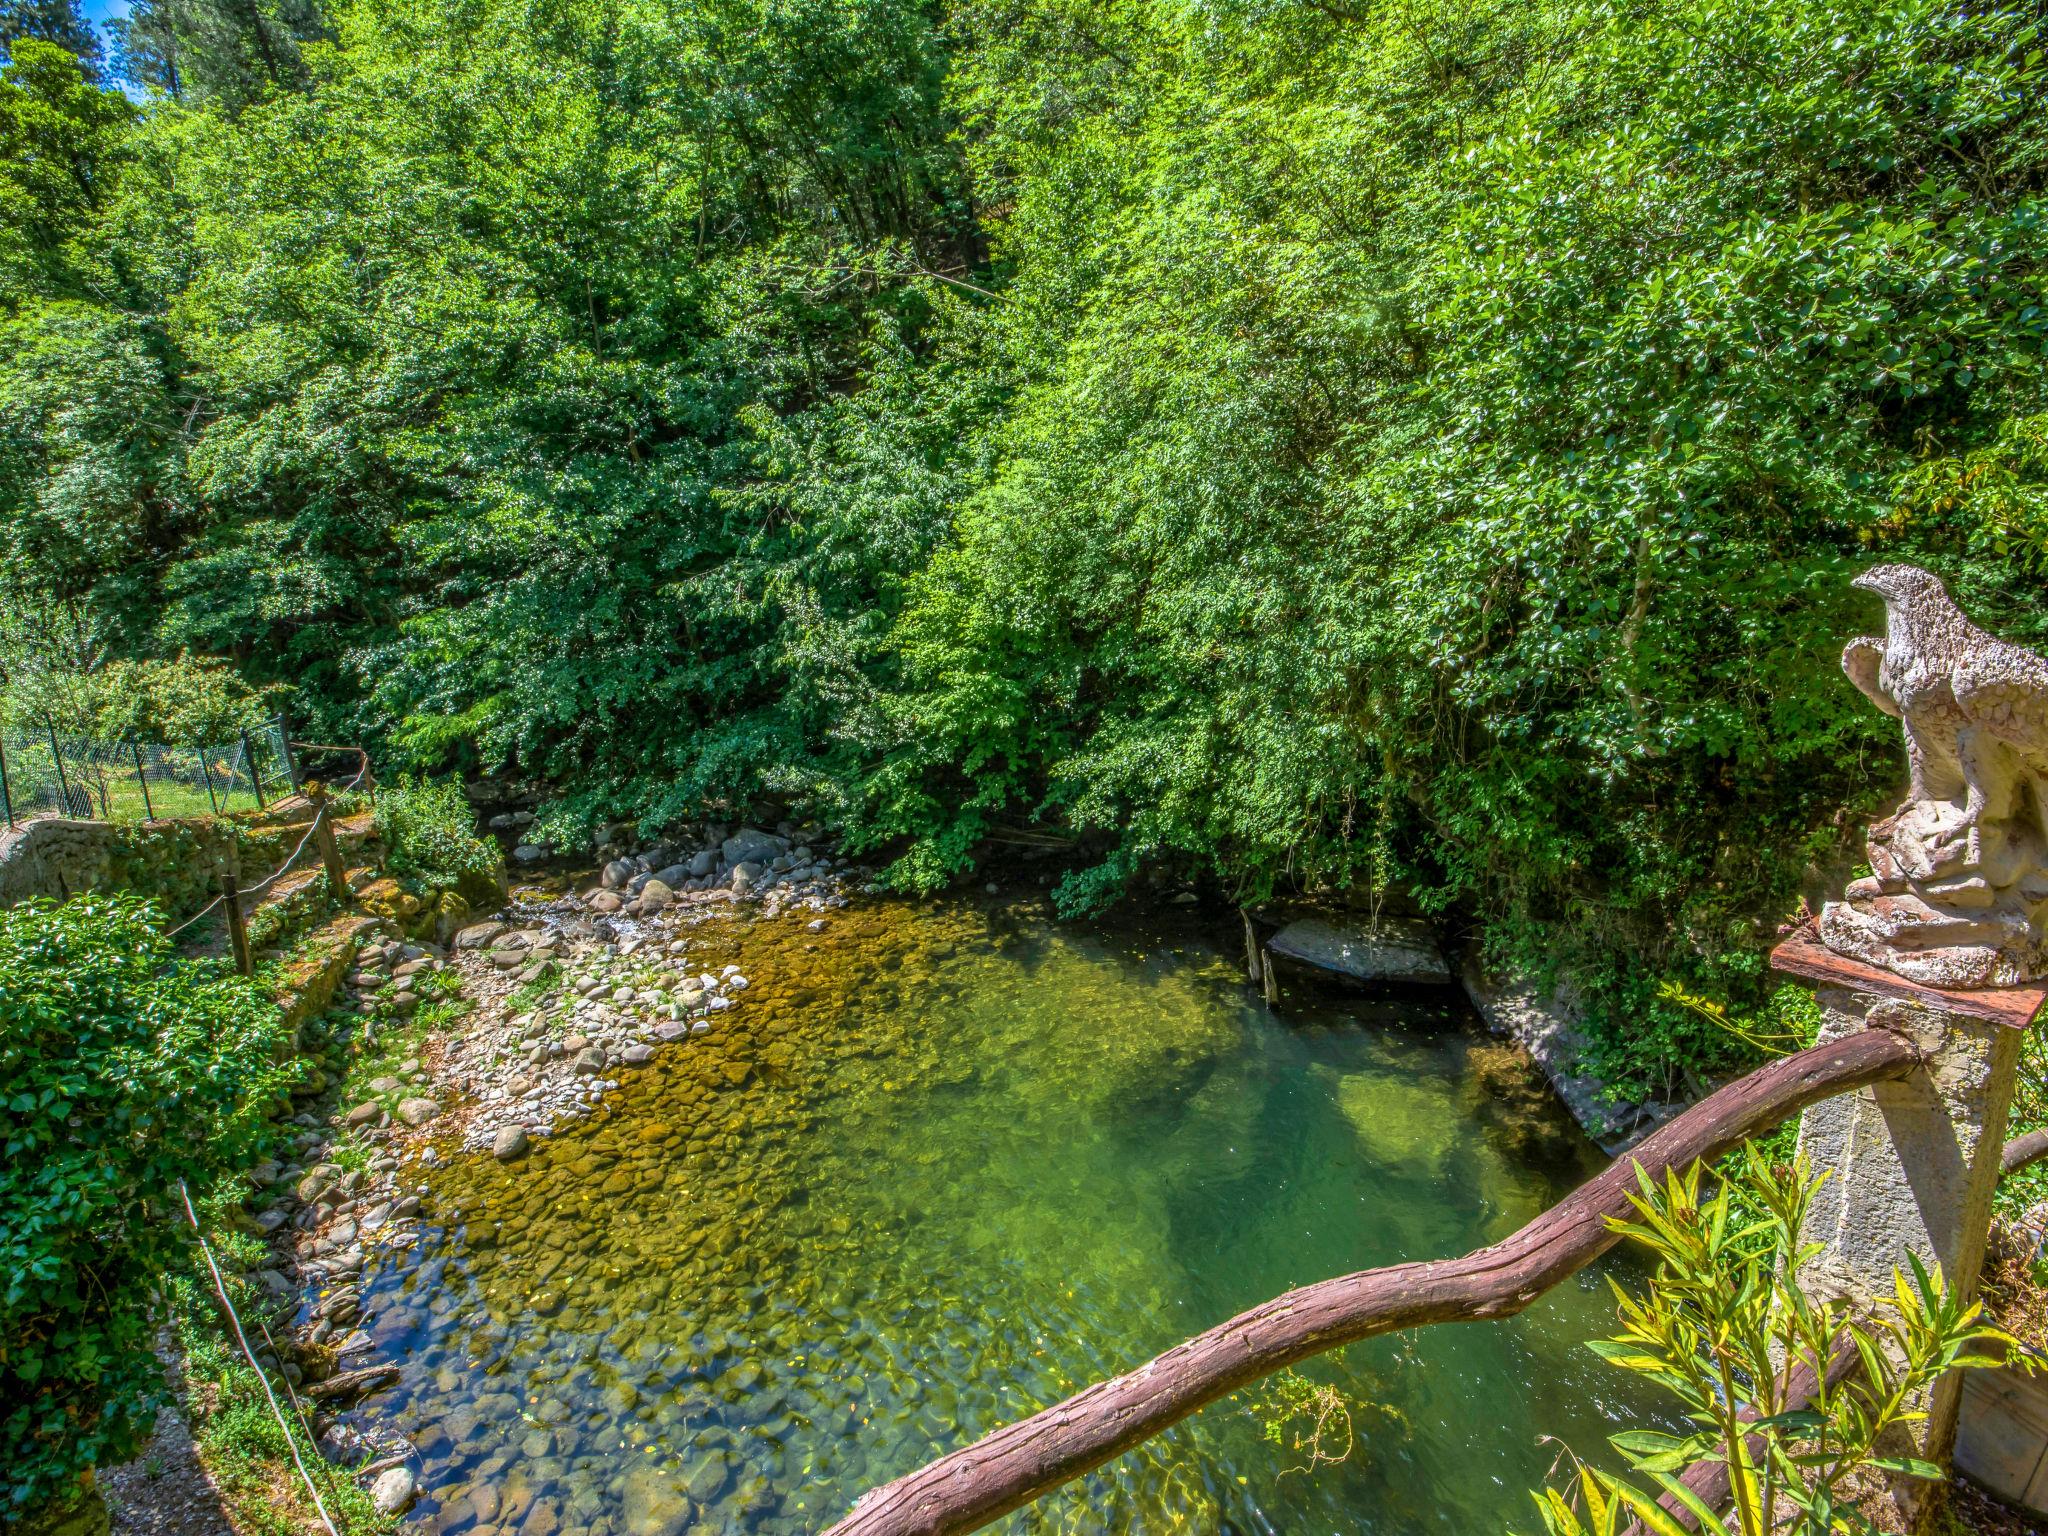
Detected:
[1852,571,1882,593]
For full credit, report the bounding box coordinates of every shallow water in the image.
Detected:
[351,897,1666,1535]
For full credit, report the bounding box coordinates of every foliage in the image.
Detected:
[1523,1149,2017,1536]
[2,648,273,742]
[372,774,498,892]
[0,895,294,1521]
[0,0,100,81]
[1996,1025,2048,1224]
[2,0,2047,1094]
[108,0,327,109]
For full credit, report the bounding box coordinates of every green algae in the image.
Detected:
[349,896,1665,1535]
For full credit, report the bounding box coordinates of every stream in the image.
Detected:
[346,896,1668,1534]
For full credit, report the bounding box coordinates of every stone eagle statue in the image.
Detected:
[1820,563,2048,988]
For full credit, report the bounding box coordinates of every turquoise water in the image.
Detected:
[348,898,1665,1534]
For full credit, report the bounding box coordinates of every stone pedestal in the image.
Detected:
[1773,924,2046,1526]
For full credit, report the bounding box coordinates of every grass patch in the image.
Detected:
[165,1189,393,1536]
[504,965,562,1018]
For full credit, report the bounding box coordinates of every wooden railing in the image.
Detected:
[824,1026,1926,1536]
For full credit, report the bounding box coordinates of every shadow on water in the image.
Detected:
[347,896,1670,1536]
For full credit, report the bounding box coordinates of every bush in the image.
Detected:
[373,775,501,896]
[0,895,293,1523]
[1525,1149,2013,1535]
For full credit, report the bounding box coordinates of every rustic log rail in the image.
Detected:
[2004,1126,2048,1178]
[825,1026,1925,1536]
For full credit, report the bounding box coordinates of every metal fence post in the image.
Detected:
[219,868,252,977]
[198,745,221,815]
[132,740,155,821]
[241,729,267,809]
[277,717,303,795]
[46,719,80,820]
[0,734,13,830]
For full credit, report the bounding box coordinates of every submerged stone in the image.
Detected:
[1266,915,1452,985]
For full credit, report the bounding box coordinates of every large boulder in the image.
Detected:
[1265,916,1451,985]
[720,827,788,867]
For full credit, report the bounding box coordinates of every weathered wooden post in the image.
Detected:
[219,867,253,977]
[308,783,346,895]
[1775,564,2048,1529]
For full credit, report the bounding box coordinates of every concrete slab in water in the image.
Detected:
[1266,916,1451,985]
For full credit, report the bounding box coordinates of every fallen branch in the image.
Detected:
[302,1363,399,1403]
[826,1027,1923,1536]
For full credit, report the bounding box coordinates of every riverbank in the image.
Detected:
[130,820,864,1523]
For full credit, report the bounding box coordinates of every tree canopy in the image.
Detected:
[1,0,2044,1091]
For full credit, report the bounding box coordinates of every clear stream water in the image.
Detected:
[348,897,1667,1536]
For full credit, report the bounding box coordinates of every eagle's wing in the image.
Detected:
[1953,643,2048,752]
[1842,636,1900,719]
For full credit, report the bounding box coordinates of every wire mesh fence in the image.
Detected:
[0,718,296,831]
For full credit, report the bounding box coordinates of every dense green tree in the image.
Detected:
[107,0,327,106]
[1,0,2045,1097]
[0,39,132,299]
[840,0,2048,1091]
[0,0,100,79]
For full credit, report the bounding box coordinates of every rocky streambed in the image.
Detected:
[228,823,864,1512]
[240,880,1675,1536]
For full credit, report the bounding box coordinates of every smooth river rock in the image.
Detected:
[492,1125,531,1161]
[371,1465,417,1514]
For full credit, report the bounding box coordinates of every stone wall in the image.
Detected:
[1459,960,1683,1154]
[0,815,246,921]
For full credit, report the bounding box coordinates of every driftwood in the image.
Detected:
[302,1363,399,1403]
[825,1027,1923,1536]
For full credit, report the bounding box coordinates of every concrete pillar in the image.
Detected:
[1775,928,2043,1527]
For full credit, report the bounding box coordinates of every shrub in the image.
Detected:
[373,774,501,896]
[1524,1149,2014,1535]
[0,895,293,1523]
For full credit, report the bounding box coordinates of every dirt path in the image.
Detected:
[100,1400,235,1536]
